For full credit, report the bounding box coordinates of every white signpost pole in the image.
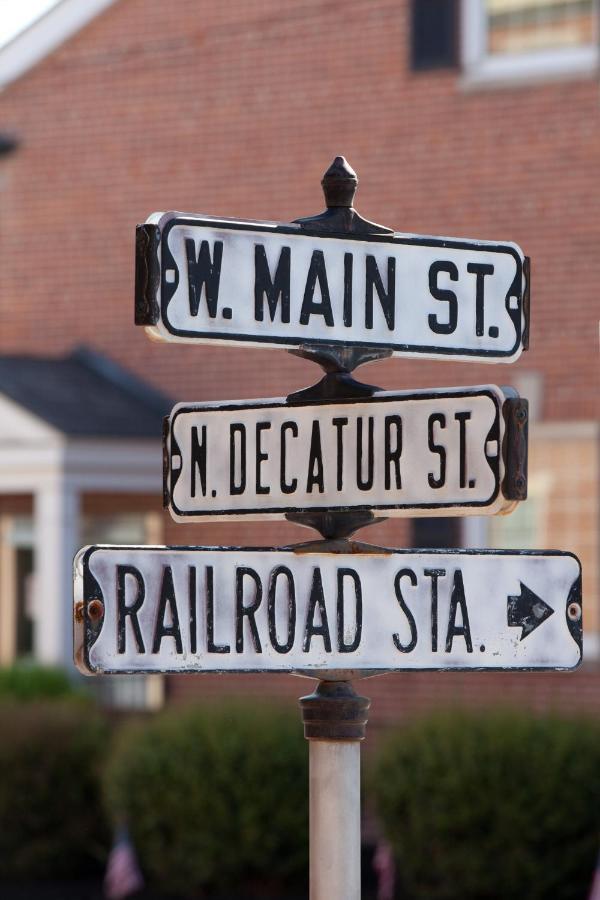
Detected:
[309,740,360,900]
[300,682,369,900]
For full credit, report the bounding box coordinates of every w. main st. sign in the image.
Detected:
[136,213,528,363]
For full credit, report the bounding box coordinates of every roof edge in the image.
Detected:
[0,0,120,91]
[71,345,172,412]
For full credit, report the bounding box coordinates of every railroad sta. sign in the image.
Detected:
[74,545,581,676]
[136,213,528,363]
[164,385,525,522]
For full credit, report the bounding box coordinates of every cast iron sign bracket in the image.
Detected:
[290,156,394,377]
[287,158,392,536]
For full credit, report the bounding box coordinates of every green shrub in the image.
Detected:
[0,663,84,700]
[371,710,600,900]
[0,700,109,879]
[104,702,309,896]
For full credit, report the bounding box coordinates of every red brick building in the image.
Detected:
[0,0,597,719]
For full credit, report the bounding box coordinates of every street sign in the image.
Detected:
[136,213,528,363]
[74,545,581,676]
[165,385,524,522]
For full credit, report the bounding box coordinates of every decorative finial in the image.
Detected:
[321,156,358,209]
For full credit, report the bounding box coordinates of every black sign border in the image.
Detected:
[78,545,582,676]
[167,387,504,519]
[157,214,525,360]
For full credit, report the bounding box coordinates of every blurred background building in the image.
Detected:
[0,0,597,719]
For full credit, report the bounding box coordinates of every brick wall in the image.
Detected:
[167,667,600,732]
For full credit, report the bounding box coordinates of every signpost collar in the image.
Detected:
[300,680,370,742]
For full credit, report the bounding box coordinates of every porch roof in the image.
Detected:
[0,346,170,438]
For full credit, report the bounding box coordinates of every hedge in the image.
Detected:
[0,664,84,701]
[104,703,309,896]
[0,700,109,880]
[371,710,600,900]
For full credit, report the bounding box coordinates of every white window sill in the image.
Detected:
[461,44,599,91]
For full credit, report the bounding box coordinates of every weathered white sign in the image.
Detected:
[165,385,520,522]
[74,546,581,676]
[137,214,527,363]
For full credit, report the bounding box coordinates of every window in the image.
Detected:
[0,515,34,663]
[463,0,598,84]
[82,513,149,546]
[411,517,462,548]
[488,472,552,548]
[411,0,459,70]
[487,0,595,54]
[15,547,34,657]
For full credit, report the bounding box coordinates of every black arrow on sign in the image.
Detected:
[507,583,554,641]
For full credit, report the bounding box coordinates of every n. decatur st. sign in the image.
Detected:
[164,385,525,522]
[136,213,528,362]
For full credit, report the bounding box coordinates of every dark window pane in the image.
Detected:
[411,517,460,548]
[411,0,459,70]
[16,548,34,657]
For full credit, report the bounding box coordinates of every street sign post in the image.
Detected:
[164,385,525,522]
[74,545,581,677]
[136,215,528,363]
[77,156,575,900]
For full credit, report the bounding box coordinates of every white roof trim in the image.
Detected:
[0,0,119,90]
[0,392,63,444]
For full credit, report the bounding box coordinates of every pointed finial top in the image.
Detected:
[321,156,358,209]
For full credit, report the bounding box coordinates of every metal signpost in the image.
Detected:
[75,156,580,900]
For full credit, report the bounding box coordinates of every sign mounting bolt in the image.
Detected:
[88,598,104,622]
[567,602,582,622]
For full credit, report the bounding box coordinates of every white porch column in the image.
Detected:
[0,516,17,664]
[33,477,80,666]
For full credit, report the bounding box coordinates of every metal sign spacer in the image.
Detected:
[300,680,370,742]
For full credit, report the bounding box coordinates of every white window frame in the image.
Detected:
[462,0,599,87]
